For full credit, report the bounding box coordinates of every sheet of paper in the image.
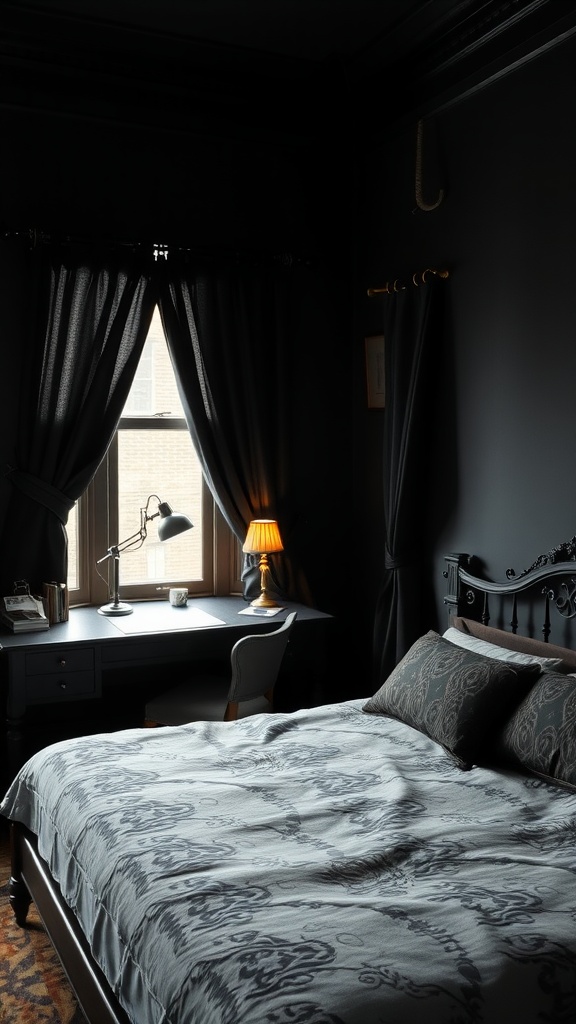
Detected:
[108,603,226,634]
[238,607,284,617]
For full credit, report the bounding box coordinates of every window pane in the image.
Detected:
[123,310,182,418]
[67,305,232,604]
[117,429,203,585]
[67,504,78,590]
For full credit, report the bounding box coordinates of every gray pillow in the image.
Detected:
[450,616,576,673]
[442,626,564,671]
[496,671,576,790]
[364,630,539,768]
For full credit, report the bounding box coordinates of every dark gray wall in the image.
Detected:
[356,31,576,659]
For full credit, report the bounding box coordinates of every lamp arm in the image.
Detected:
[96,525,146,563]
[143,494,162,523]
[96,494,163,564]
[116,523,148,554]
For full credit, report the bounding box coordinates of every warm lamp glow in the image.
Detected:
[242,519,284,555]
[243,519,284,607]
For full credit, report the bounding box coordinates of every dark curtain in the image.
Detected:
[2,242,157,596]
[373,276,446,688]
[158,259,313,603]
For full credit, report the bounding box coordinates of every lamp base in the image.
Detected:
[250,593,279,608]
[98,601,134,616]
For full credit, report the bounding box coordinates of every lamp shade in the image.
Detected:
[242,519,284,554]
[157,502,194,542]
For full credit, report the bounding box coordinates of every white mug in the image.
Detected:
[169,588,188,607]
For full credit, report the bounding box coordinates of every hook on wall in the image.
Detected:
[414,119,445,212]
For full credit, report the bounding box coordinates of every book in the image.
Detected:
[0,594,50,633]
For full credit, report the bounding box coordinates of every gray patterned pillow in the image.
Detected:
[496,671,576,790]
[364,630,539,768]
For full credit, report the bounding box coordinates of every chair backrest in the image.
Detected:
[224,610,297,719]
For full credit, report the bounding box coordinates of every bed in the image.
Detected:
[2,543,576,1024]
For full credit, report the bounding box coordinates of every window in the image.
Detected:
[68,308,242,606]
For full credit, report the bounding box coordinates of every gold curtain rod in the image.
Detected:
[367,267,449,297]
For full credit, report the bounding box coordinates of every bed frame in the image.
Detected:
[444,536,576,644]
[6,537,576,1024]
[8,822,132,1024]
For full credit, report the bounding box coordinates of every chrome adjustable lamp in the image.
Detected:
[97,494,193,616]
[242,519,284,608]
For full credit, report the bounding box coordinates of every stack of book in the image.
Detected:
[0,594,50,633]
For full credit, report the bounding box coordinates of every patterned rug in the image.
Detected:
[0,839,85,1024]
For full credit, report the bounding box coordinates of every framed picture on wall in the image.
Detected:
[365,335,385,408]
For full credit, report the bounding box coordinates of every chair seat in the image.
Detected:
[144,674,273,726]
[144,611,297,727]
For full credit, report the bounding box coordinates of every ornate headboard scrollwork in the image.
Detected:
[443,539,576,640]
[505,535,576,580]
[554,579,576,619]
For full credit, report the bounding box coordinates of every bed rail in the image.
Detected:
[8,823,130,1024]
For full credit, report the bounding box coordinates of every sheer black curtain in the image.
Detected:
[373,276,446,688]
[158,259,312,603]
[2,242,157,596]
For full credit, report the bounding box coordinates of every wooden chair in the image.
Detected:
[144,611,297,726]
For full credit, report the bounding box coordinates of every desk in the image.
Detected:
[0,598,332,781]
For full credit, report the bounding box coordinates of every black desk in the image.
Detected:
[0,598,332,781]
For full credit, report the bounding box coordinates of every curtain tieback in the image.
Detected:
[384,555,405,571]
[6,467,75,524]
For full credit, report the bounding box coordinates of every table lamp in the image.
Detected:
[97,494,193,616]
[242,519,284,608]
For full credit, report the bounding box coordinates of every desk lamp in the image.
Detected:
[242,519,284,608]
[97,494,193,616]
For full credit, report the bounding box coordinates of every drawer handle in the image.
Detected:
[58,658,66,667]
[59,681,67,690]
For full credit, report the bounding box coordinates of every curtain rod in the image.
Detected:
[367,267,449,297]
[1,227,312,267]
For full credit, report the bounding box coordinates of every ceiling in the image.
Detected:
[3,0,461,67]
[3,0,576,144]
[14,0,436,65]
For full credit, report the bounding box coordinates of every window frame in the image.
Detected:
[70,435,243,609]
[68,306,244,607]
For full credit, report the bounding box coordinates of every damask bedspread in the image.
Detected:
[2,698,576,1024]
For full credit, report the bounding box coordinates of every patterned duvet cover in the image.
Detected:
[2,699,576,1024]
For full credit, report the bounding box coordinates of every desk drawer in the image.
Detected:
[25,648,94,676]
[25,670,97,703]
[101,640,169,665]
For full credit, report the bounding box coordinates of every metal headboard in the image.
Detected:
[443,537,576,643]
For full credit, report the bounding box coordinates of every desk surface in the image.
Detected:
[0,598,333,784]
[0,598,332,651]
